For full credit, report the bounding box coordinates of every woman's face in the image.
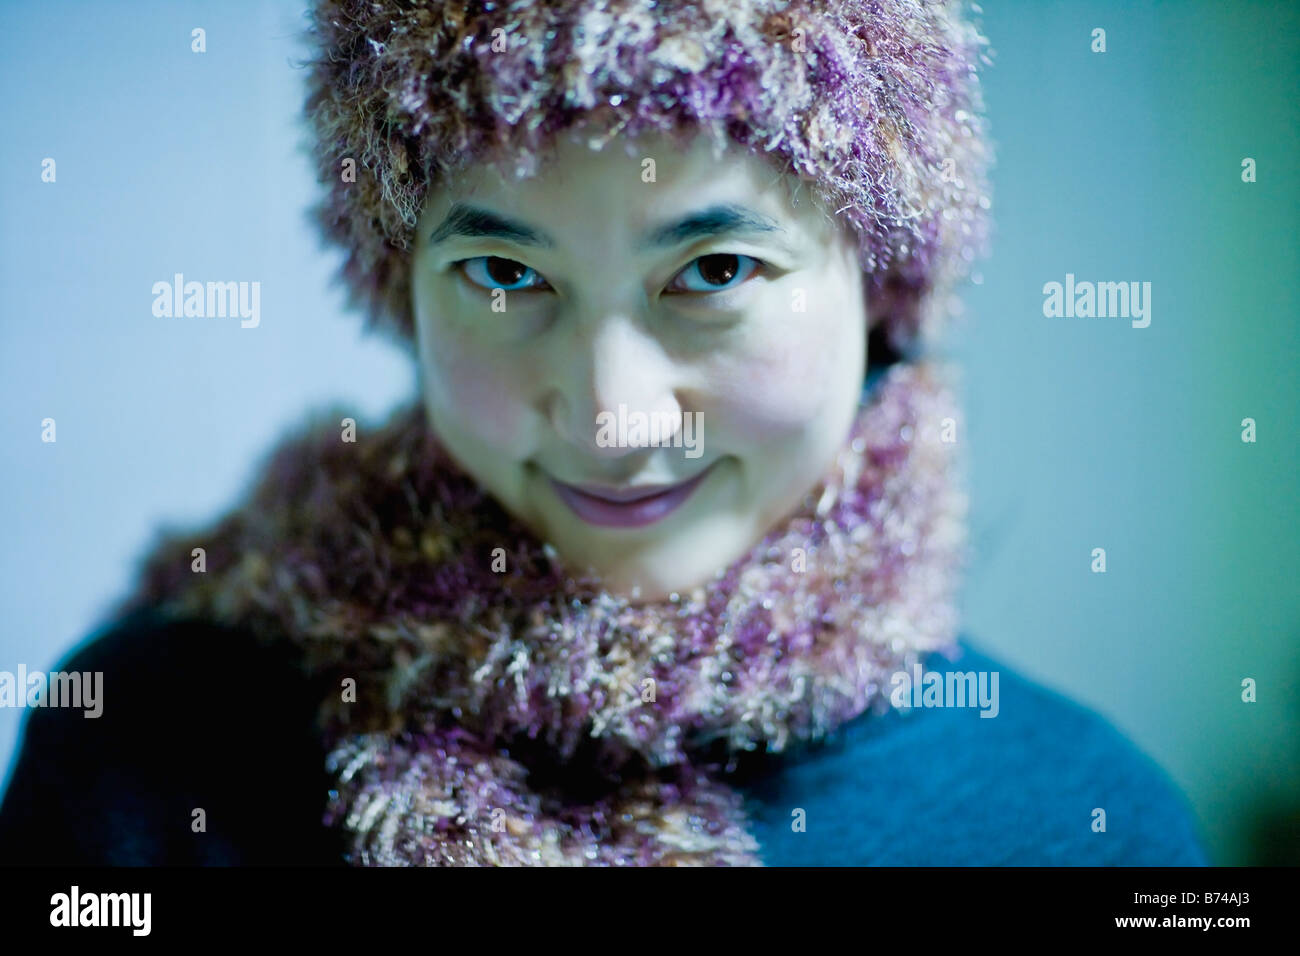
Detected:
[411,127,867,601]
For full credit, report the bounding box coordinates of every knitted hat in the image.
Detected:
[302,0,994,359]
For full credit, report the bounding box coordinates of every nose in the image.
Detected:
[543,315,684,460]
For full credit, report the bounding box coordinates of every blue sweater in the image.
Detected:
[739,642,1210,865]
[0,613,1209,865]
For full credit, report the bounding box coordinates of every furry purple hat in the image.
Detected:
[303,0,993,356]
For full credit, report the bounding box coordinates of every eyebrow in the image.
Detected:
[641,203,787,250]
[427,201,791,252]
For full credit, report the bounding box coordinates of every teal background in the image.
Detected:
[1,1,1296,865]
[952,0,1299,866]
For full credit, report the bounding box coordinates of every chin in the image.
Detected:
[588,558,715,605]
[531,463,768,602]
[556,515,756,604]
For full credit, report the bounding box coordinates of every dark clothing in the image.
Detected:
[0,610,1210,866]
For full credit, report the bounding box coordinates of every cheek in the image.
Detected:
[709,283,864,440]
[419,322,539,454]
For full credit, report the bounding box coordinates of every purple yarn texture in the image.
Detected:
[303,0,994,355]
[121,360,968,864]
[109,0,997,865]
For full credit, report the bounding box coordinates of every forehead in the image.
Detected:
[419,126,838,250]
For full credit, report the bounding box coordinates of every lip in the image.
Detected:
[549,465,716,528]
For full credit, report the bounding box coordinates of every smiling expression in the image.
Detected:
[411,126,868,601]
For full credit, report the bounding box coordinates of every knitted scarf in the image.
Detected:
[119,359,966,865]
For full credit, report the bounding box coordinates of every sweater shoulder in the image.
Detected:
[0,610,344,865]
[110,397,428,625]
[739,639,1211,866]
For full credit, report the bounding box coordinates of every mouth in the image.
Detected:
[549,463,716,529]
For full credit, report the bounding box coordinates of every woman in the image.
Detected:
[0,0,1208,865]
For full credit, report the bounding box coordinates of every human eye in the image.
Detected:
[454,256,553,293]
[664,253,764,295]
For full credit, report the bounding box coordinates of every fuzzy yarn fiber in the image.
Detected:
[119,360,967,865]
[303,0,993,355]
[113,0,991,866]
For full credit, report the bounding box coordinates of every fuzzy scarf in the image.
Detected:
[118,360,967,865]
